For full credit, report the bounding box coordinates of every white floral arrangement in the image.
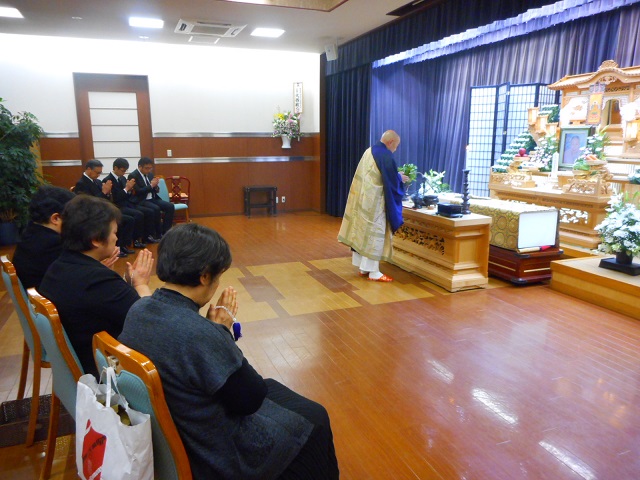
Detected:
[421,170,449,194]
[629,167,640,185]
[595,194,640,257]
[529,134,558,172]
[272,110,302,140]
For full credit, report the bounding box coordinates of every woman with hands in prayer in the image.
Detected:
[38,195,154,377]
[119,223,339,480]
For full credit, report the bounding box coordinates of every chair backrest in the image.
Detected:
[93,331,192,480]
[27,288,83,418]
[1,256,46,362]
[156,176,171,203]
[169,176,190,205]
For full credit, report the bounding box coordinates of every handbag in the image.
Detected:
[75,367,153,480]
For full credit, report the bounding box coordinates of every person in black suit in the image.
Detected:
[128,157,174,236]
[12,185,75,289]
[75,159,135,256]
[103,157,159,247]
[38,195,154,377]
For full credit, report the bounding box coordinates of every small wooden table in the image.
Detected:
[244,185,277,217]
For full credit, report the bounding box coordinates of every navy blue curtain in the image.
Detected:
[369,8,622,194]
[325,65,371,217]
[615,4,640,65]
[325,0,556,75]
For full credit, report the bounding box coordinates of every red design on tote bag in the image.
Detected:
[82,420,107,480]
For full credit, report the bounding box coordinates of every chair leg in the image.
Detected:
[39,393,60,480]
[25,361,43,446]
[185,208,190,223]
[17,340,29,400]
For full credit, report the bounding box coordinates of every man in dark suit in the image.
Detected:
[128,156,174,236]
[103,157,159,247]
[74,159,135,256]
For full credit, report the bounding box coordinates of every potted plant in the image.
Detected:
[0,98,44,245]
[595,194,640,265]
[272,110,302,148]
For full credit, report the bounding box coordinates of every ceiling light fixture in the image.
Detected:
[129,17,164,29]
[0,7,23,18]
[251,28,284,38]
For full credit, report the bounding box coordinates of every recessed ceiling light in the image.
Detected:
[71,16,83,20]
[0,7,23,18]
[251,28,284,38]
[129,17,164,29]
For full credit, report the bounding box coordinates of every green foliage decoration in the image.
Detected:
[0,98,44,227]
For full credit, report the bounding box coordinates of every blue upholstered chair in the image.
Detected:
[157,176,190,223]
[1,255,50,446]
[93,331,192,480]
[27,288,83,480]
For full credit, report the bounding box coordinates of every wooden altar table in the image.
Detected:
[391,208,491,292]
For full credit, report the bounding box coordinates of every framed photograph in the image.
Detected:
[559,126,590,167]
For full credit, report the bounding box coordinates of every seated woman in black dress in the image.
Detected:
[39,195,154,377]
[119,223,339,480]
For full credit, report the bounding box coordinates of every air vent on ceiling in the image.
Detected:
[174,19,246,38]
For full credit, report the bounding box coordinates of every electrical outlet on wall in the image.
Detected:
[275,197,279,203]
[282,196,286,203]
[167,149,172,157]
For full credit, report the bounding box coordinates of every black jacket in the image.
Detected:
[74,175,110,200]
[38,250,140,377]
[127,169,159,204]
[103,172,132,208]
[13,223,62,289]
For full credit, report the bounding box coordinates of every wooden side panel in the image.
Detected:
[38,134,322,215]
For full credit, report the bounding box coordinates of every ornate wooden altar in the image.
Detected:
[549,59,640,177]
[391,207,491,292]
[489,183,610,250]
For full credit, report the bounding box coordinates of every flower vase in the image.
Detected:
[281,135,291,149]
[615,250,633,265]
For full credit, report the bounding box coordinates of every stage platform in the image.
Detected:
[551,256,640,320]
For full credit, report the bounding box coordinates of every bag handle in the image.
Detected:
[101,365,130,411]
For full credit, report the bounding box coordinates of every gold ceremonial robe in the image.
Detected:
[337,147,393,261]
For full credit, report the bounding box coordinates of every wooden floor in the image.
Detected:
[1,212,640,479]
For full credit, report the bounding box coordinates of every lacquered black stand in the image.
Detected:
[598,258,640,276]
[461,169,471,215]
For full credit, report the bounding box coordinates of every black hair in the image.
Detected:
[85,159,103,170]
[138,157,153,167]
[29,185,76,224]
[157,223,232,286]
[61,195,121,252]
[113,157,129,170]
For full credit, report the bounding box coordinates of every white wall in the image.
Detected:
[0,33,320,135]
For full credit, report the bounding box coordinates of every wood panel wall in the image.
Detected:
[38,134,322,216]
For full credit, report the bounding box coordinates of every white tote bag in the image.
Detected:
[75,368,153,480]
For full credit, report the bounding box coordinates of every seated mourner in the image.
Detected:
[119,223,340,480]
[12,185,75,289]
[38,195,154,377]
